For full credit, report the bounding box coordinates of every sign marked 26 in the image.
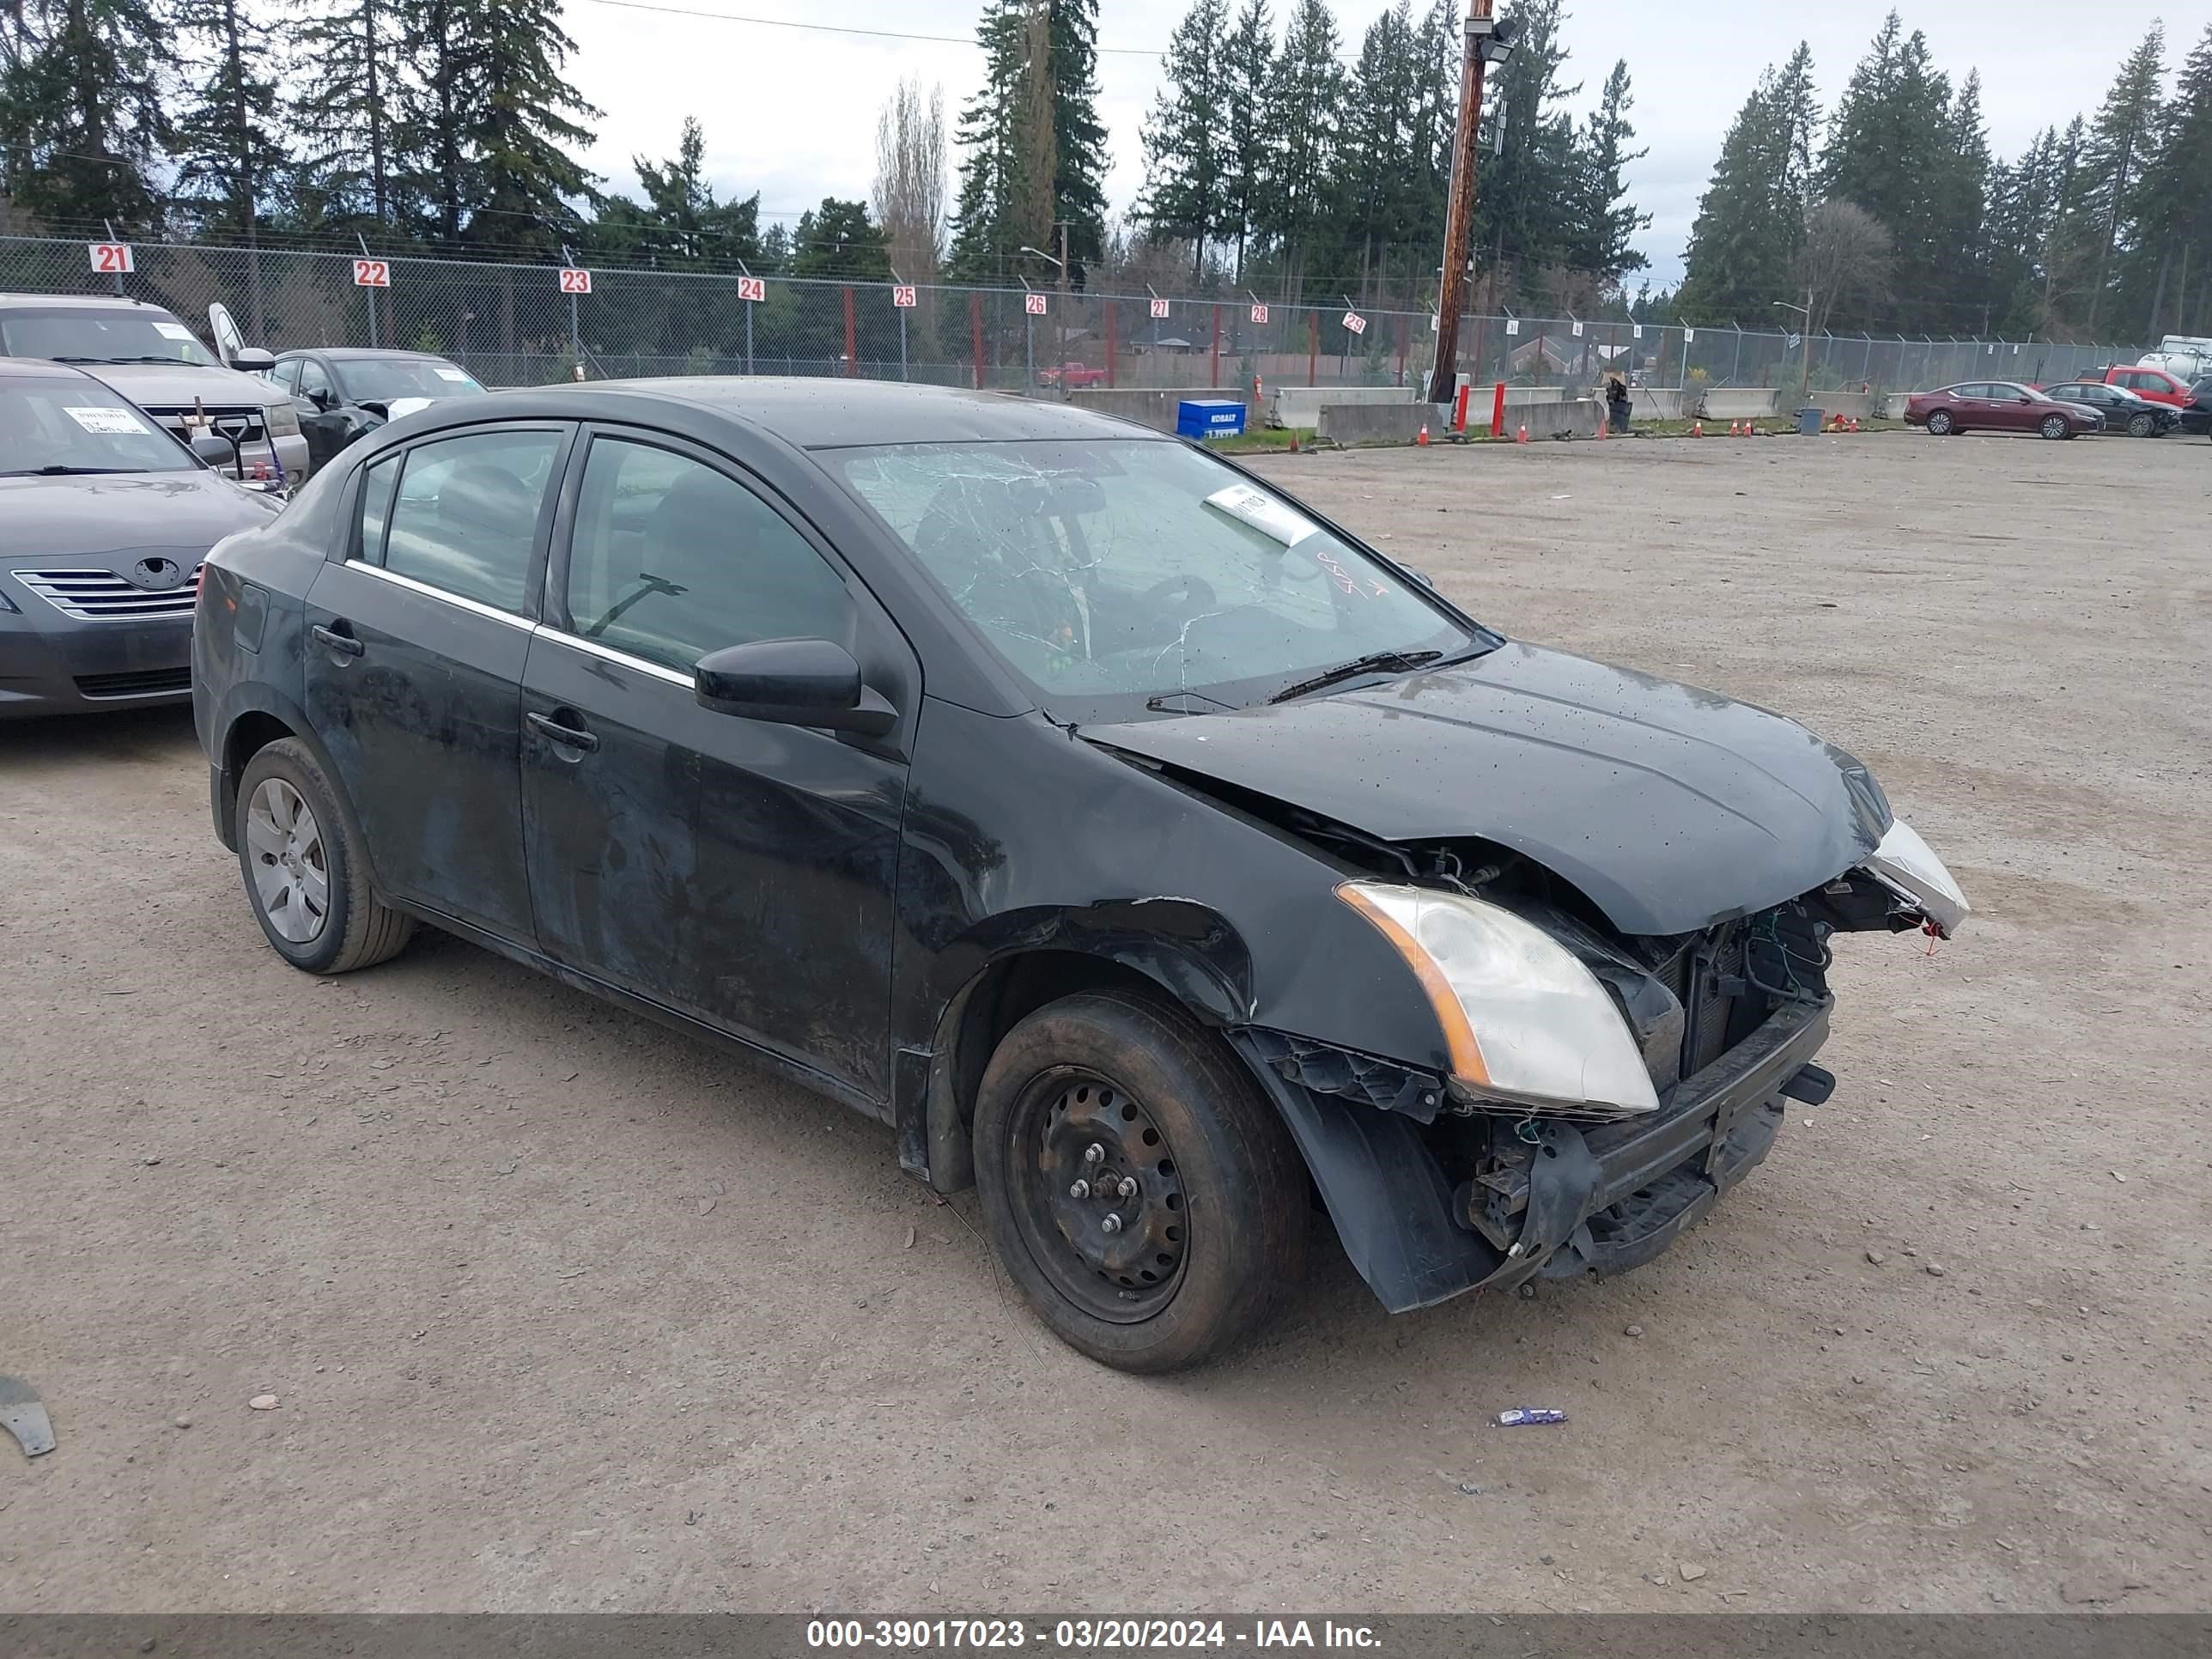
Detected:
[88,242,134,275]
[352,258,392,288]
[1024,293,1048,316]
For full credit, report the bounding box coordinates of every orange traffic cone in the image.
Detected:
[1516,423,1529,444]
[1288,432,1299,453]
[1596,414,1607,440]
[1850,416,1861,432]
[1417,423,1430,447]
[1692,421,1703,438]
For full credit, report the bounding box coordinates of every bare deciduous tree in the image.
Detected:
[872,76,947,282]
[1797,198,1894,334]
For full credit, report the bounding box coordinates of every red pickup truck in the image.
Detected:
[2079,363,2196,407]
[1037,361,1109,388]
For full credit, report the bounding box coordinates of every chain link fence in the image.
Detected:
[1,234,2139,406]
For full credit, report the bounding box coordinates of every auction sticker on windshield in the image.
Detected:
[1204,483,1318,547]
[434,367,473,383]
[152,322,197,342]
[65,406,150,434]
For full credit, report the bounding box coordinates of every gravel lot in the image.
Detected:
[4,428,2208,1614]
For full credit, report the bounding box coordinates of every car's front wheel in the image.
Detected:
[1925,409,1954,435]
[973,989,1308,1372]
[2128,410,2157,438]
[234,738,415,975]
[2040,413,2073,441]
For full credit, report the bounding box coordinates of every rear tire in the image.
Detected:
[972,989,1308,1372]
[234,738,415,975]
[1925,410,1954,436]
[2040,413,2071,441]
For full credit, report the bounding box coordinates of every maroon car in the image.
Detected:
[1905,381,2098,440]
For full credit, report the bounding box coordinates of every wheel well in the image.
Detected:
[927,950,1183,1194]
[215,710,296,847]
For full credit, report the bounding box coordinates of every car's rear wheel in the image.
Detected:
[2040,413,2072,441]
[1925,410,1954,435]
[972,989,1308,1372]
[2127,411,2156,438]
[234,738,414,975]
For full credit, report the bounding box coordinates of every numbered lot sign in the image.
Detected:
[1342,311,1367,336]
[1571,319,1584,337]
[892,285,917,308]
[353,258,392,288]
[1504,319,1520,336]
[1249,303,1268,324]
[1150,297,1170,319]
[738,276,766,302]
[559,267,592,295]
[1025,293,1048,316]
[88,242,134,275]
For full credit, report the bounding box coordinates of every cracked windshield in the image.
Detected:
[830,439,1484,712]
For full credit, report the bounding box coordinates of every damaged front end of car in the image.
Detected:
[1226,816,1970,1310]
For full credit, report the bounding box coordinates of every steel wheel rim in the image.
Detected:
[246,778,331,945]
[1007,1068,1188,1324]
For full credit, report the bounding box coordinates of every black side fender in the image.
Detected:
[210,684,382,891]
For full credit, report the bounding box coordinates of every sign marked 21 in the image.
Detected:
[88,242,134,275]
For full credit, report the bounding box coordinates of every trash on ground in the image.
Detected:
[248,1394,279,1411]
[1497,1407,1568,1426]
[0,1376,56,1457]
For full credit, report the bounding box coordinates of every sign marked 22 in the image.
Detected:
[559,267,592,295]
[88,242,134,275]
[352,258,392,288]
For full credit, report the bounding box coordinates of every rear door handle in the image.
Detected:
[527,710,599,752]
[311,623,364,657]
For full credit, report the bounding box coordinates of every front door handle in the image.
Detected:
[311,623,364,658]
[527,710,599,752]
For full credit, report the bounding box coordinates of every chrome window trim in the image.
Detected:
[530,624,694,688]
[341,559,536,630]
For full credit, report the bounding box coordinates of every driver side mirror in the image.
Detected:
[307,386,336,411]
[233,347,276,373]
[695,637,896,736]
[189,432,237,468]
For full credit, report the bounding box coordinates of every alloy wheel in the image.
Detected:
[245,778,330,944]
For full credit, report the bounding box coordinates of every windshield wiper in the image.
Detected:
[1267,649,1443,704]
[7,465,138,476]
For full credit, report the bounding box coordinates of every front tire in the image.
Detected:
[2040,413,2071,441]
[2128,410,2156,438]
[1925,410,1954,435]
[234,738,415,975]
[973,990,1308,1371]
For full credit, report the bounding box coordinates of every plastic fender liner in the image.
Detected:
[1230,1029,1504,1312]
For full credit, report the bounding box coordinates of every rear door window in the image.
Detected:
[381,428,563,613]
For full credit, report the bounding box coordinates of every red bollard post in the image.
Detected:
[1453,383,1471,432]
[969,292,984,390]
[1210,304,1221,390]
[1490,381,1507,439]
[1308,311,1318,388]
[1104,301,1116,389]
[842,286,857,377]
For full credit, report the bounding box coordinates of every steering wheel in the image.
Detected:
[1142,574,1218,618]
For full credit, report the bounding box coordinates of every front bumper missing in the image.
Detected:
[1235,997,1832,1312]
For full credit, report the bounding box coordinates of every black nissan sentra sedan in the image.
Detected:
[192,380,1969,1370]
[3,357,284,717]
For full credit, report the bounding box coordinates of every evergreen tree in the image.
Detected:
[791,197,890,281]
[287,0,410,230]
[0,0,169,228]
[1046,0,1109,274]
[1474,0,1581,291]
[2129,22,2212,337]
[594,116,761,268]
[168,0,289,240]
[1569,59,1650,283]
[1820,11,1951,331]
[1337,3,1420,291]
[1219,0,1273,280]
[1137,0,1231,282]
[1929,70,1992,328]
[1257,0,1344,295]
[1674,45,1819,324]
[948,2,1024,278]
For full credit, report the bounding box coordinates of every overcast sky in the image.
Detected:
[560,0,2207,289]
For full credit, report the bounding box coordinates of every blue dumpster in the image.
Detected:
[1176,398,1247,440]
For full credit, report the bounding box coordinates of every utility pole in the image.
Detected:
[1427,0,1514,404]
[1058,218,1072,374]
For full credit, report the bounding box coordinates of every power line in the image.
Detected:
[569,0,1166,56]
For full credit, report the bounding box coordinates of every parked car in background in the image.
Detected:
[2080,363,2195,408]
[269,349,489,471]
[1905,382,2100,440]
[2,358,283,717]
[2179,378,2212,439]
[0,295,309,482]
[1036,361,1109,389]
[192,377,1969,1371]
[2040,380,2182,438]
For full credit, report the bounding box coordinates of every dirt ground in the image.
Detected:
[4,428,2209,1615]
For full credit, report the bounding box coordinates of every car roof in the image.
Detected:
[278,347,453,362]
[0,355,98,381]
[0,291,176,313]
[380,376,1164,450]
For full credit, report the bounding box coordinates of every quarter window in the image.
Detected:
[381,428,562,613]
[562,437,850,672]
[356,455,399,565]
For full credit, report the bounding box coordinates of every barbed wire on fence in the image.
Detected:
[0,234,2142,401]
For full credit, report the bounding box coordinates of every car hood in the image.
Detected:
[0,471,283,561]
[1083,641,1892,937]
[75,362,283,409]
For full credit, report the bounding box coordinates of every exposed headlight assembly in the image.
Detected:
[1338,880,1659,1121]
[264,402,301,438]
[1863,818,1970,938]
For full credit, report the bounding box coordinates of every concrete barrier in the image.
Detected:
[1698,387,1781,422]
[1512,398,1604,440]
[1315,402,1457,445]
[1269,383,1417,428]
[1067,387,1251,434]
[1630,387,1685,422]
